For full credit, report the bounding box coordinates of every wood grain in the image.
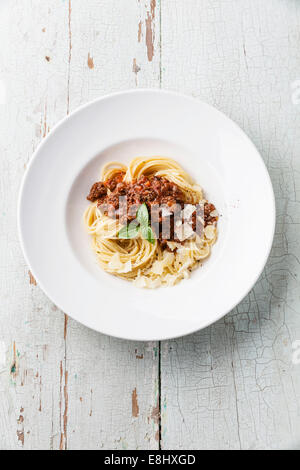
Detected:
[160,0,300,450]
[1,0,300,450]
[0,0,160,450]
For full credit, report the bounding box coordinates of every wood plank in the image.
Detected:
[0,0,161,450]
[160,0,300,450]
[65,0,161,450]
[0,0,69,450]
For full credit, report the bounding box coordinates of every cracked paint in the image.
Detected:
[3,0,299,452]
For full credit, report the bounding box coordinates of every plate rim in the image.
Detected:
[17,88,276,341]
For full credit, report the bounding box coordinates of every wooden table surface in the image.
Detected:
[1,0,300,450]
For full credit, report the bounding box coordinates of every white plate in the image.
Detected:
[18,90,275,341]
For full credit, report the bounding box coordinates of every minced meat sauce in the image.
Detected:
[87,172,217,244]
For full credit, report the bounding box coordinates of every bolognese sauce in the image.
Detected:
[87,173,217,243]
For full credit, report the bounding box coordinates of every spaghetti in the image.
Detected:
[84,157,218,288]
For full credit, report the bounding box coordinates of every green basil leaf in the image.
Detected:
[127,221,140,238]
[147,226,156,244]
[140,225,156,245]
[137,203,149,228]
[118,225,130,239]
[118,222,139,239]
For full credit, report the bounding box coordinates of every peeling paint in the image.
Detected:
[59,362,63,450]
[64,314,68,340]
[138,20,142,42]
[28,270,37,286]
[63,371,68,442]
[87,53,94,69]
[10,342,19,378]
[39,376,42,412]
[3,0,300,452]
[60,366,68,450]
[132,59,141,75]
[132,58,141,86]
[151,0,156,19]
[17,430,24,446]
[151,400,160,424]
[134,348,143,359]
[145,0,157,62]
[17,407,24,446]
[132,388,139,418]
[145,12,154,62]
